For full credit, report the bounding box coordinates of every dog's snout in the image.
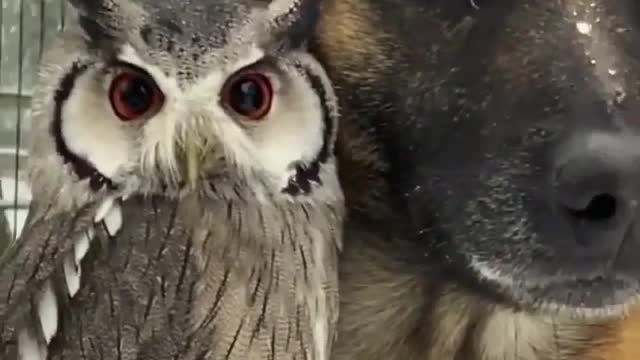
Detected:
[552,134,640,247]
[554,158,623,227]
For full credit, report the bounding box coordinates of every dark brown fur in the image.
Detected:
[312,0,638,359]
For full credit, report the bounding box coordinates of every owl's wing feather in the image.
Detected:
[0,195,207,358]
[0,200,105,358]
[0,202,95,317]
[326,244,340,356]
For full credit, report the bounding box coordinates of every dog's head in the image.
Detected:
[357,0,640,317]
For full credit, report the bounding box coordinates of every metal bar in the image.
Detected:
[0,181,12,252]
[12,0,26,242]
[0,90,32,98]
[0,198,29,209]
[0,148,28,156]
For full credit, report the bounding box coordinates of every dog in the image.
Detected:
[312,0,640,358]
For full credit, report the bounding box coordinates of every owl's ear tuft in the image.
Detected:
[67,0,115,40]
[66,0,138,51]
[268,0,320,49]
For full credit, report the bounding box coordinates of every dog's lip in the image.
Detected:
[472,259,640,312]
[511,266,639,293]
[521,274,629,291]
[509,273,640,312]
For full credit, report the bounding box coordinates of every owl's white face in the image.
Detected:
[63,42,331,186]
[28,5,340,205]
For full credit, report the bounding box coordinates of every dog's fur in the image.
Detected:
[312,0,640,359]
[592,311,640,359]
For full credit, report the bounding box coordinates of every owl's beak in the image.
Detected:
[185,141,202,190]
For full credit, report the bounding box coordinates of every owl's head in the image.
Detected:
[28,0,340,209]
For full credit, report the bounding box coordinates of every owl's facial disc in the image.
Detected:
[56,59,214,192]
[169,52,333,196]
[55,60,172,192]
[52,39,334,197]
[23,0,338,207]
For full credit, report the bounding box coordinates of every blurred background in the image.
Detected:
[0,0,74,251]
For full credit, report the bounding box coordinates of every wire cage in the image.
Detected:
[0,0,74,251]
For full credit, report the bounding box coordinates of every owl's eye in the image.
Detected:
[222,72,273,121]
[109,69,164,121]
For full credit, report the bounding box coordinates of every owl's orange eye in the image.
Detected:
[222,72,273,121]
[109,69,164,121]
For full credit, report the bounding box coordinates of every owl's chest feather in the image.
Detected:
[2,195,340,360]
[189,200,341,360]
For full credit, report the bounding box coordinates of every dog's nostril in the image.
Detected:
[566,193,617,222]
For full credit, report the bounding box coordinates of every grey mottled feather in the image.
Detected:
[0,202,96,357]
[0,193,341,360]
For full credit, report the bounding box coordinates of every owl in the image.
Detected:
[0,0,344,359]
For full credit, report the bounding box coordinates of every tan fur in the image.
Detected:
[331,221,621,360]
[334,119,388,220]
[586,310,640,359]
[330,228,427,360]
[315,0,393,83]
[314,0,393,221]
[315,0,630,359]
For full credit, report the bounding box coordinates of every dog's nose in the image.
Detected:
[552,134,639,247]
